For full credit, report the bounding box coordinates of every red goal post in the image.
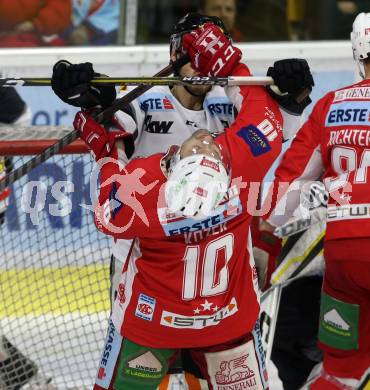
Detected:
[0,126,87,155]
[0,125,110,390]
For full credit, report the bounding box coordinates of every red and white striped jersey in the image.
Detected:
[110,64,302,263]
[94,63,284,348]
[265,79,370,241]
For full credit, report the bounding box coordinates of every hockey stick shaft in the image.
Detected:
[260,236,324,304]
[0,63,174,192]
[0,76,274,87]
[263,284,282,365]
[260,237,324,363]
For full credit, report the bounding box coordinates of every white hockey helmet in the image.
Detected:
[165,153,229,219]
[351,12,370,78]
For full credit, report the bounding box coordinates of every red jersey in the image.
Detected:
[265,79,370,241]
[94,64,283,348]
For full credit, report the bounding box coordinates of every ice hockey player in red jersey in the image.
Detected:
[74,21,285,390]
[261,12,370,390]
[51,12,314,389]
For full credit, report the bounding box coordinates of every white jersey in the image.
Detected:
[115,85,235,156]
[111,85,236,260]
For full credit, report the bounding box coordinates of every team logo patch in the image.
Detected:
[135,293,156,321]
[139,93,175,112]
[200,156,220,172]
[236,125,271,156]
[163,97,174,109]
[205,340,265,390]
[160,298,238,329]
[125,351,163,380]
[215,354,257,387]
[319,292,359,350]
[323,309,350,331]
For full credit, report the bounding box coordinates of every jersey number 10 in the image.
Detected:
[182,233,234,300]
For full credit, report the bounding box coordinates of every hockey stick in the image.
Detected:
[0,63,174,192]
[262,283,282,365]
[0,76,274,87]
[260,234,324,305]
[260,233,324,364]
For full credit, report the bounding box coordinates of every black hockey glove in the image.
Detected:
[266,58,314,115]
[51,60,116,109]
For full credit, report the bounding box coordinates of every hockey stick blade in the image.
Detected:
[0,63,174,192]
[0,75,274,87]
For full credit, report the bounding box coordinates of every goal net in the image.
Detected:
[0,126,111,389]
[0,125,282,390]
